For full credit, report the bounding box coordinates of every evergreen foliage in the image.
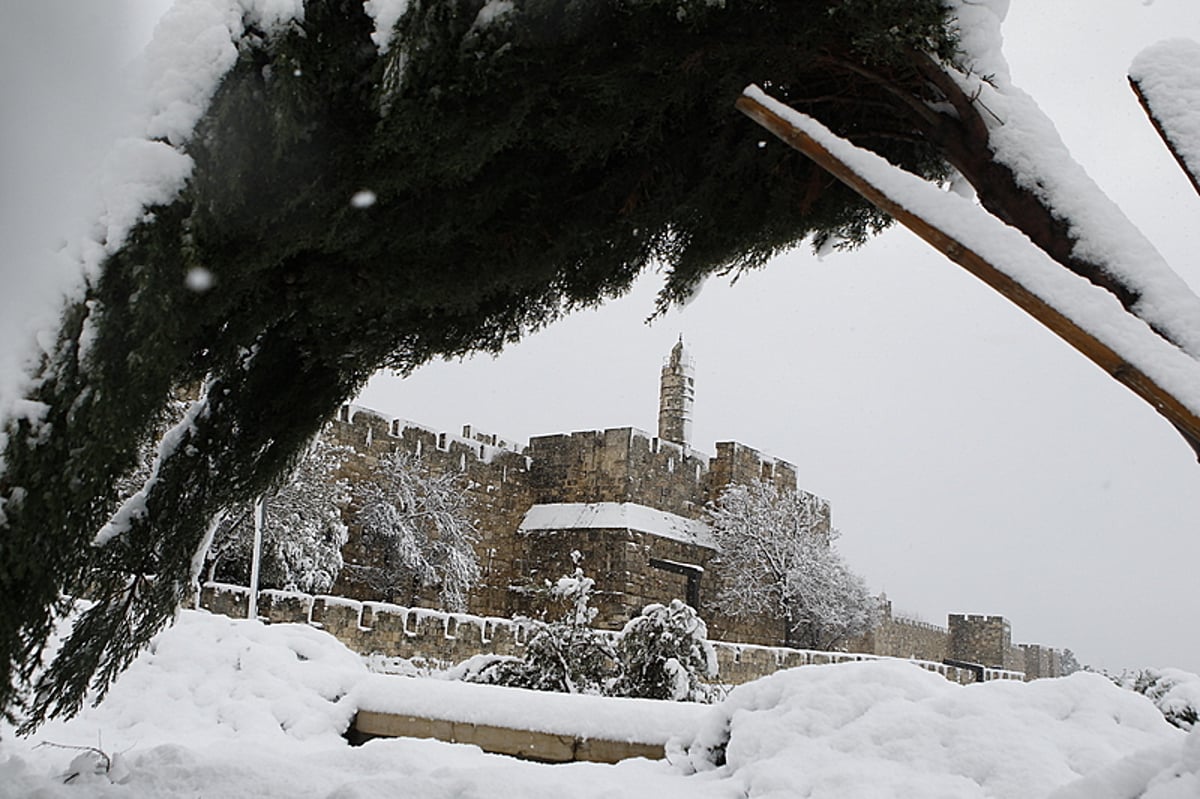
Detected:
[0,0,958,726]
[205,437,352,594]
[613,599,718,702]
[467,555,620,694]
[1115,668,1200,732]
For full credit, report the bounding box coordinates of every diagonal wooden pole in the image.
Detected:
[735,91,1200,458]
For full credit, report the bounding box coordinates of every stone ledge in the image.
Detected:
[350,710,664,763]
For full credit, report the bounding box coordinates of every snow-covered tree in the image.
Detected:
[6,0,1200,729]
[707,481,876,650]
[613,600,718,702]
[735,6,1200,457]
[348,450,480,612]
[205,436,351,594]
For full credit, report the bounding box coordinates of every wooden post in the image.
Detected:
[735,91,1200,457]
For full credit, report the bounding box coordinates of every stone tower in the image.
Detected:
[658,337,695,446]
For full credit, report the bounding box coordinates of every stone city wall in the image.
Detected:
[848,613,950,664]
[708,441,798,502]
[325,405,533,619]
[1020,643,1064,680]
[322,406,822,643]
[948,614,1027,672]
[526,429,713,519]
[199,583,1023,687]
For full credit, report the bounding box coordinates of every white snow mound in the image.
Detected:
[681,659,1186,798]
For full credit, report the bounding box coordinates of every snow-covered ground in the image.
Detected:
[1,611,1195,798]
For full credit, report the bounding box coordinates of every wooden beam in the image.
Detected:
[735,92,1200,458]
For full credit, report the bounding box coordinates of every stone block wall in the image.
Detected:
[326,406,533,619]
[948,614,1025,671]
[1021,643,1065,679]
[849,611,949,663]
[526,429,807,522]
[526,428,711,519]
[323,406,821,644]
[198,583,1018,687]
[302,405,1067,671]
[707,442,798,500]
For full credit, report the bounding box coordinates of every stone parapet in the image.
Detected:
[199,583,1024,686]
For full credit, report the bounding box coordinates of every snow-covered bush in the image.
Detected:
[614,600,717,702]
[463,555,619,694]
[460,557,719,701]
[1117,668,1200,731]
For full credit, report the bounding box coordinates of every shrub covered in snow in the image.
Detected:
[613,600,718,702]
[464,557,619,694]
[1117,668,1200,731]
[460,561,718,701]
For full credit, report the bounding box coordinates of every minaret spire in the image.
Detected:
[658,336,694,446]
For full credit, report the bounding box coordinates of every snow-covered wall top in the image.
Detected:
[519,502,716,548]
[341,403,527,464]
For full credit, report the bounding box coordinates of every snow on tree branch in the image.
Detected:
[945,1,1200,360]
[737,86,1200,452]
[706,480,876,651]
[350,450,480,612]
[1130,38,1200,197]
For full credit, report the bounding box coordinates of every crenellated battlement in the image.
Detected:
[199,583,1025,686]
[710,441,798,496]
[293,341,1075,672]
[334,404,529,468]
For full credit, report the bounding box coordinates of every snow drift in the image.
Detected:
[0,611,1196,798]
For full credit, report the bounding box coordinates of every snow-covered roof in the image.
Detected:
[518,502,715,549]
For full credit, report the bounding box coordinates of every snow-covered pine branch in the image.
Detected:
[737,2,1200,457]
[205,435,352,594]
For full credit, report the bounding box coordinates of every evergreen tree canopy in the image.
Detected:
[0,0,958,728]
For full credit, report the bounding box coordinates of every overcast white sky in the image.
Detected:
[2,1,1197,674]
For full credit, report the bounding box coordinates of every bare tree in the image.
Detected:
[349,451,480,611]
[707,481,876,650]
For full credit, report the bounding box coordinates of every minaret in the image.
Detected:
[658,337,694,446]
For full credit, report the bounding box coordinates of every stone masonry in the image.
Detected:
[298,341,1071,677]
[199,583,1025,686]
